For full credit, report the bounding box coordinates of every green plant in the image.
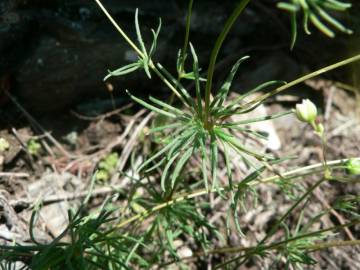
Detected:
[27,139,41,156]
[0,201,147,270]
[95,152,119,181]
[1,0,359,269]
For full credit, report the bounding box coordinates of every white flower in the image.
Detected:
[295,99,317,123]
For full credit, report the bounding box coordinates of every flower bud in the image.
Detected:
[346,158,360,175]
[315,123,324,136]
[295,99,317,123]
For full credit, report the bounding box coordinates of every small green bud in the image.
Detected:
[27,139,41,156]
[314,122,324,136]
[295,99,317,124]
[346,159,360,175]
[95,170,110,181]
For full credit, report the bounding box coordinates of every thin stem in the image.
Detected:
[230,221,360,254]
[204,0,251,128]
[94,0,144,57]
[94,0,190,108]
[215,219,360,269]
[116,157,359,229]
[149,62,189,106]
[160,220,360,267]
[244,54,360,109]
[307,239,360,251]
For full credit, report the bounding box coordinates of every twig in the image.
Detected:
[112,112,153,183]
[324,85,335,121]
[70,103,133,121]
[63,109,147,175]
[10,185,122,208]
[0,172,29,178]
[11,128,36,170]
[6,92,73,159]
[328,119,358,137]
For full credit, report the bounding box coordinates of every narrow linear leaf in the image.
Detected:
[221,138,233,191]
[222,111,293,126]
[126,90,176,118]
[225,80,287,110]
[315,5,352,34]
[171,147,193,189]
[104,63,140,80]
[189,43,203,118]
[167,129,196,159]
[135,8,147,57]
[210,131,218,190]
[161,152,180,192]
[309,13,335,38]
[145,157,166,173]
[149,18,162,57]
[156,63,195,108]
[199,134,209,191]
[149,96,185,116]
[324,0,352,11]
[302,7,311,35]
[211,56,250,110]
[149,123,183,133]
[138,136,181,172]
[215,128,272,160]
[290,11,298,50]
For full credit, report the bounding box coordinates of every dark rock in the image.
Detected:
[0,0,358,113]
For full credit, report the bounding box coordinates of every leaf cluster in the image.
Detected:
[277,0,352,48]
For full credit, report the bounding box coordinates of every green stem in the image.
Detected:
[215,219,360,269]
[94,0,189,108]
[204,0,251,128]
[149,62,189,107]
[244,54,360,109]
[230,222,360,254]
[307,239,360,251]
[160,220,360,267]
[94,0,144,57]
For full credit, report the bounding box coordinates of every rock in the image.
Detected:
[27,172,82,238]
[0,130,22,165]
[0,0,357,114]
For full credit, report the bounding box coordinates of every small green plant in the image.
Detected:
[0,201,147,270]
[1,0,359,269]
[95,152,119,181]
[27,139,41,156]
